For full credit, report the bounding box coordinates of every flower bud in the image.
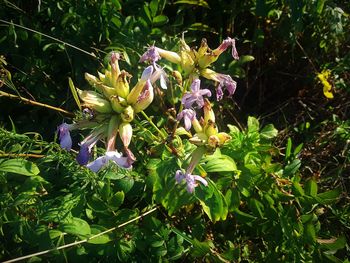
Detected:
[110,52,121,83]
[172,70,182,86]
[157,48,181,64]
[77,89,112,113]
[110,95,125,113]
[121,105,134,123]
[192,118,203,134]
[205,120,218,137]
[133,80,154,113]
[180,51,195,74]
[98,71,105,82]
[197,38,208,58]
[119,122,133,147]
[203,98,215,124]
[115,70,131,98]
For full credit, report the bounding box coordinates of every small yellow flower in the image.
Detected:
[317,70,333,99]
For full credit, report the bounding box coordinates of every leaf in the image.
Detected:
[196,179,228,222]
[283,159,301,177]
[316,188,341,204]
[204,155,237,173]
[87,225,112,244]
[260,124,278,140]
[318,236,346,251]
[191,239,213,257]
[247,116,259,133]
[108,191,124,210]
[115,177,134,193]
[174,0,209,8]
[153,15,169,26]
[285,138,292,160]
[68,77,81,110]
[305,178,318,197]
[60,217,91,237]
[188,23,217,33]
[305,223,316,243]
[0,159,39,176]
[233,208,257,224]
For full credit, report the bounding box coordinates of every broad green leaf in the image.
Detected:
[68,77,81,110]
[191,239,213,257]
[60,217,91,237]
[260,124,278,140]
[204,155,237,172]
[0,158,39,176]
[285,138,292,160]
[196,179,228,222]
[292,181,305,197]
[108,191,124,210]
[247,116,260,133]
[115,177,134,193]
[87,225,112,244]
[153,15,169,26]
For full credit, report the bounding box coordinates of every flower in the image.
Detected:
[76,143,91,165]
[139,46,161,64]
[182,79,211,109]
[57,123,73,150]
[175,170,208,193]
[177,109,196,131]
[86,151,131,172]
[201,69,237,100]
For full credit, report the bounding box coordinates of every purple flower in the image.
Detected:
[182,79,211,108]
[139,46,161,64]
[177,109,196,131]
[57,123,73,150]
[86,151,131,172]
[175,170,208,193]
[215,37,239,60]
[216,74,237,101]
[76,143,91,165]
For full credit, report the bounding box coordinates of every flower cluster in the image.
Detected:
[57,52,161,172]
[57,36,240,193]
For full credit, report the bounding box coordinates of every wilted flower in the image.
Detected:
[182,79,211,109]
[201,69,237,100]
[86,151,131,172]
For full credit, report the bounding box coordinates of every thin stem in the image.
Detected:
[140,111,165,139]
[0,153,45,158]
[0,91,75,117]
[2,207,158,263]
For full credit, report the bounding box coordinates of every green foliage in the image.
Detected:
[0,0,349,262]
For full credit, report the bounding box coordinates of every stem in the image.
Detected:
[0,91,75,117]
[140,111,165,139]
[0,153,45,158]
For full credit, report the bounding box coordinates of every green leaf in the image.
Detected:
[87,225,112,244]
[305,223,316,243]
[247,116,259,133]
[60,217,91,237]
[260,124,278,140]
[0,159,39,176]
[233,208,257,224]
[108,191,124,210]
[283,159,301,176]
[115,177,134,193]
[285,138,292,160]
[305,178,318,197]
[152,15,169,26]
[196,179,228,222]
[191,239,213,257]
[318,236,346,251]
[68,77,81,110]
[316,188,341,204]
[316,0,326,14]
[204,155,237,172]
[174,0,209,8]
